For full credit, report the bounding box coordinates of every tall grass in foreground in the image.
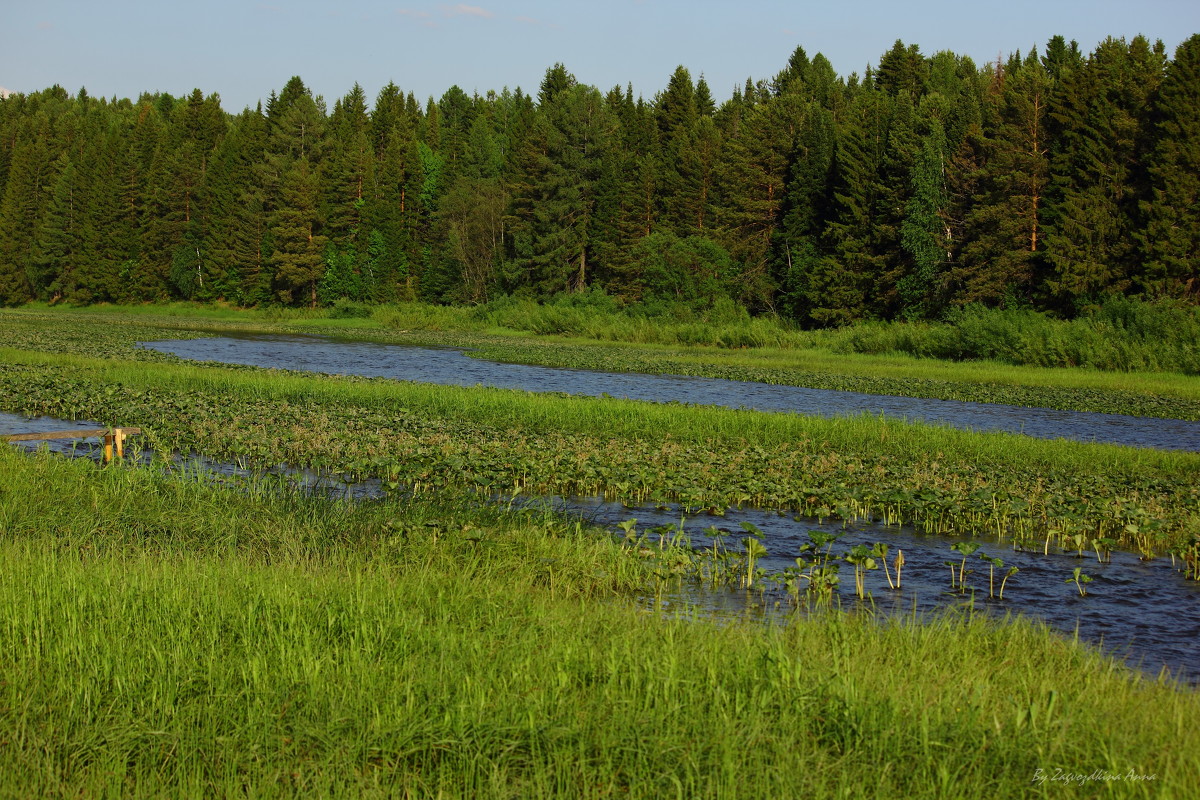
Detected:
[2,448,1199,798]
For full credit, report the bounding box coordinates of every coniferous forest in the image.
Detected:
[1,34,1197,323]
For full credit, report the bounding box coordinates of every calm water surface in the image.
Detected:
[139,333,1200,451]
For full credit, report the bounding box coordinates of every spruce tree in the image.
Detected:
[0,113,55,303]
[205,107,270,304]
[1137,34,1200,299]
[270,157,327,306]
[507,70,610,294]
[817,89,890,325]
[1044,36,1165,309]
[262,80,328,305]
[716,89,800,307]
[898,117,950,318]
[953,51,1051,306]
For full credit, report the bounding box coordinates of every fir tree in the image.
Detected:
[1137,34,1200,299]
[1044,36,1166,309]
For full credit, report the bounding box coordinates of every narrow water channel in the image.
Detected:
[139,333,1200,451]
[4,411,1198,683]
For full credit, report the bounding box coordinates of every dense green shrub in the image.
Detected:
[827,300,1200,374]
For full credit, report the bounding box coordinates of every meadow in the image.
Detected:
[2,304,1200,797]
[4,447,1200,798]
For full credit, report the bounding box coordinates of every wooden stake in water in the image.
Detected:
[3,427,141,464]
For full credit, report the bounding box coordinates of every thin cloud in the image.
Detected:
[37,21,54,30]
[397,8,437,27]
[444,4,493,18]
[513,14,560,30]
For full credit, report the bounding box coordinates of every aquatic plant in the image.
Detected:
[1067,567,1094,597]
[3,311,1200,571]
[951,541,981,591]
[844,544,879,600]
[739,522,767,588]
[1000,566,1018,600]
[871,542,897,590]
[1092,537,1117,564]
[979,553,1003,598]
[783,530,844,603]
[1168,533,1200,582]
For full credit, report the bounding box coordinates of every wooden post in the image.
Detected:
[3,427,142,465]
[102,428,130,464]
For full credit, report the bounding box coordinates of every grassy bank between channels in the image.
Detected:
[2,314,1199,562]
[7,304,1200,421]
[2,447,1198,799]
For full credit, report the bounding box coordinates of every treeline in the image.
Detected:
[1,34,1197,322]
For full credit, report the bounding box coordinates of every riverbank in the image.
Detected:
[9,303,1200,420]
[2,447,1197,799]
[2,309,1198,562]
[4,306,1200,796]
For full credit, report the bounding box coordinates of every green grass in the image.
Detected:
[2,312,1199,560]
[3,358,1199,571]
[2,448,1198,798]
[8,302,1198,420]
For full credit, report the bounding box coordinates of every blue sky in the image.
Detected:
[2,1,1198,111]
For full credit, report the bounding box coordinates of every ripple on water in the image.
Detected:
[139,333,1200,451]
